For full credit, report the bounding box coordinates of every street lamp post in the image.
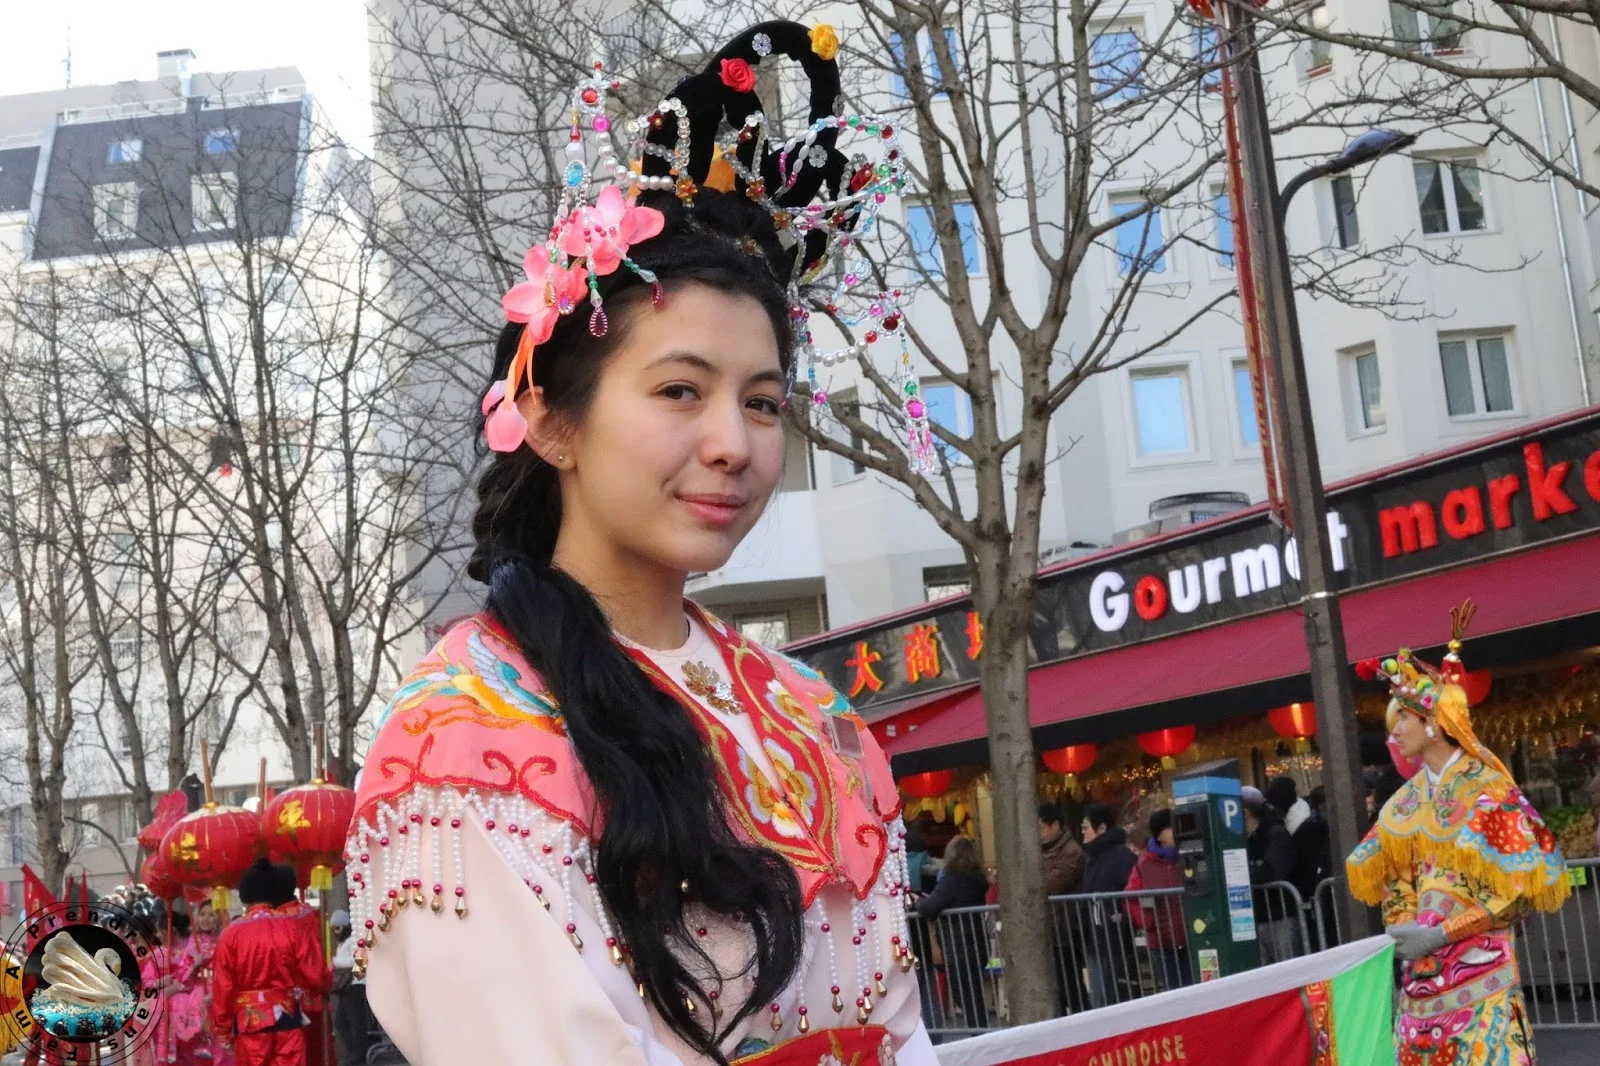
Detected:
[1218,3,1413,943]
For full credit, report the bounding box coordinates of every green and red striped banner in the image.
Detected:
[935,937,1393,1066]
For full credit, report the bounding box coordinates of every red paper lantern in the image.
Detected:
[898,770,954,799]
[1041,745,1097,776]
[263,780,357,891]
[1268,702,1318,740]
[1138,726,1196,768]
[161,804,262,911]
[140,850,181,902]
[137,790,190,853]
[1460,669,1492,706]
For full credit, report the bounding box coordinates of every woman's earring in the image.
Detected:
[1425,725,1435,738]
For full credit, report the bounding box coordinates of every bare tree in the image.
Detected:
[1258,0,1600,200]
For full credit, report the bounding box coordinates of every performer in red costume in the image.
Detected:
[272,869,329,1066]
[211,860,330,1066]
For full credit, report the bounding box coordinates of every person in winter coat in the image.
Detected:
[915,836,992,1031]
[1265,777,1331,903]
[1243,786,1302,964]
[1079,804,1138,1008]
[1036,803,1089,1013]
[1125,810,1189,992]
[1038,802,1087,896]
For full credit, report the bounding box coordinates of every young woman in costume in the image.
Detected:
[346,21,934,1066]
[1347,602,1569,1066]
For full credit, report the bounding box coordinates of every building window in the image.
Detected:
[923,565,971,601]
[93,182,139,241]
[110,530,137,592]
[1091,29,1144,102]
[1329,175,1360,247]
[185,347,211,393]
[205,128,239,155]
[736,613,791,648]
[1194,26,1222,90]
[920,380,974,464]
[1232,361,1261,448]
[107,444,133,485]
[1304,15,1334,75]
[110,631,138,666]
[208,433,234,473]
[1439,334,1515,417]
[1130,367,1195,456]
[192,173,238,231]
[1390,1,1465,53]
[1346,348,1386,431]
[1414,158,1486,234]
[1110,194,1167,275]
[107,139,142,165]
[888,27,961,98]
[117,798,137,840]
[1212,186,1234,269]
[262,262,295,306]
[906,202,979,277]
[8,808,23,864]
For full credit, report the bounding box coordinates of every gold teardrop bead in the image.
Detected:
[454,896,468,918]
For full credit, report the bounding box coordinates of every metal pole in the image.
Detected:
[1220,3,1374,943]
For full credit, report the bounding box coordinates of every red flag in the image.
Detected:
[22,864,56,916]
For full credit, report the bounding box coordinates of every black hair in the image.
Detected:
[1084,803,1119,834]
[270,863,299,907]
[1265,776,1298,814]
[1037,802,1063,828]
[1308,786,1326,812]
[468,189,802,1062]
[238,858,276,905]
[1148,808,1174,840]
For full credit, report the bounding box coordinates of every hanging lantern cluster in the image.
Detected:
[897,770,953,800]
[1137,726,1196,770]
[1267,702,1318,753]
[140,850,182,903]
[1041,744,1097,787]
[160,740,262,911]
[264,736,356,892]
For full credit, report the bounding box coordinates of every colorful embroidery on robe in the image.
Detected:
[1348,756,1565,1066]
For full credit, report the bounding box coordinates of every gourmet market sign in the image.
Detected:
[789,410,1600,714]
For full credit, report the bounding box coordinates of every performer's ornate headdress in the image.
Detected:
[483,21,938,470]
[1356,598,1509,779]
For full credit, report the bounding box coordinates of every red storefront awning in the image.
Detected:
[881,535,1600,759]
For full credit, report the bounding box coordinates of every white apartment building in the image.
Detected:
[0,52,404,902]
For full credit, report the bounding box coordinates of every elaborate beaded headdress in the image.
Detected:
[483,21,937,470]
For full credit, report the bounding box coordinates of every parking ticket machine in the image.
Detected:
[1172,759,1261,980]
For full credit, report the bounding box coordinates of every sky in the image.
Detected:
[3,0,375,151]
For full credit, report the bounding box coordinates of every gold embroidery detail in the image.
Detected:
[683,661,743,715]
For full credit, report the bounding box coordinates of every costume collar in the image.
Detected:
[1425,749,1464,790]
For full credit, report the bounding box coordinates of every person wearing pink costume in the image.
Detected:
[171,899,237,1066]
[136,905,188,1066]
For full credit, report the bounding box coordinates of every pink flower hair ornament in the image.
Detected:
[484,139,666,452]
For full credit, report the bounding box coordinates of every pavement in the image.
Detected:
[1534,1029,1590,1066]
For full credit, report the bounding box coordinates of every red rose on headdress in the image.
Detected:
[721,58,757,94]
[1355,658,1381,681]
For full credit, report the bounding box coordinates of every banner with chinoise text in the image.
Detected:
[934,937,1393,1066]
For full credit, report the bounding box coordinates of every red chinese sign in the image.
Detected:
[845,641,884,697]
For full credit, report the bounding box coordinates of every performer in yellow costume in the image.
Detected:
[1347,602,1569,1066]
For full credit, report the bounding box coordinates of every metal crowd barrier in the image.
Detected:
[909,863,1600,1040]
[907,883,1308,1040]
[1516,857,1600,1029]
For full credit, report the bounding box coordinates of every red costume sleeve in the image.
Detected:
[297,920,331,995]
[210,928,235,1038]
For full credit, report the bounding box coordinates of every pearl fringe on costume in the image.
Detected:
[346,786,915,1040]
